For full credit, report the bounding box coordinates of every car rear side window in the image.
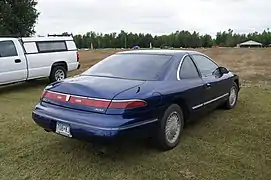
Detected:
[82,54,172,80]
[192,55,218,77]
[179,56,200,79]
[0,41,18,57]
[36,41,67,53]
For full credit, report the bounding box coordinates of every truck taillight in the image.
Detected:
[76,52,79,62]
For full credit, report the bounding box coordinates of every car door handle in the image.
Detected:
[15,59,21,63]
[205,83,211,89]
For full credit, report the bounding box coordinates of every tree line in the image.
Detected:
[73,29,271,49]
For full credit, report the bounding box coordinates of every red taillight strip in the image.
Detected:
[43,91,68,102]
[69,96,110,108]
[42,90,146,109]
[70,94,111,102]
[109,99,147,109]
[43,91,111,108]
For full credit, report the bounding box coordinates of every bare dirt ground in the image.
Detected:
[78,48,271,86]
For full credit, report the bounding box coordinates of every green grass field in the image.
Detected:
[1,81,271,180]
[1,49,271,179]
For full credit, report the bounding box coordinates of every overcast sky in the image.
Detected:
[35,0,271,36]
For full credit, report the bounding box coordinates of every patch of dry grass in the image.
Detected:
[77,48,271,85]
[197,48,271,84]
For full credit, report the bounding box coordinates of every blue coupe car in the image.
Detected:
[32,50,240,151]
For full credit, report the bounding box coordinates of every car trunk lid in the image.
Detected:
[41,75,145,113]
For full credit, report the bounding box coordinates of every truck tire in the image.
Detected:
[49,66,67,83]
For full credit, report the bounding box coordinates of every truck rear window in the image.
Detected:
[36,41,67,53]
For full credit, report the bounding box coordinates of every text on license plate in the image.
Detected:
[56,122,72,137]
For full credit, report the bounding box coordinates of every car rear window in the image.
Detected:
[82,54,172,80]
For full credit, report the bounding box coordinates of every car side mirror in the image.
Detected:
[213,67,229,78]
[218,67,229,74]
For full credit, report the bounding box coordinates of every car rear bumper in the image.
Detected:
[32,103,159,142]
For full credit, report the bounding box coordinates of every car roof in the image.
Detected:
[117,49,203,56]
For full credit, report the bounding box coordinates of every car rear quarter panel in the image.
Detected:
[112,80,204,119]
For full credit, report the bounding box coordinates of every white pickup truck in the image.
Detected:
[0,36,80,86]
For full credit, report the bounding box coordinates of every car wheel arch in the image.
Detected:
[234,79,240,91]
[171,98,190,122]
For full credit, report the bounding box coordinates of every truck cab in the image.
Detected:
[0,38,28,84]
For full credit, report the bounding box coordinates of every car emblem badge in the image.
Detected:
[65,95,71,102]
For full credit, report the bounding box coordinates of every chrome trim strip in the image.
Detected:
[177,54,189,80]
[192,104,204,110]
[192,93,229,110]
[204,93,229,105]
[111,99,146,103]
[33,111,158,131]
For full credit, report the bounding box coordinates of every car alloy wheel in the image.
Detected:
[229,86,237,107]
[155,104,184,151]
[224,82,239,109]
[165,111,181,144]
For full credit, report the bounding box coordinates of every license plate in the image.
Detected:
[56,122,72,137]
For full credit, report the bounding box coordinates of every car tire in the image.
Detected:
[49,66,67,83]
[224,82,238,109]
[155,104,184,151]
